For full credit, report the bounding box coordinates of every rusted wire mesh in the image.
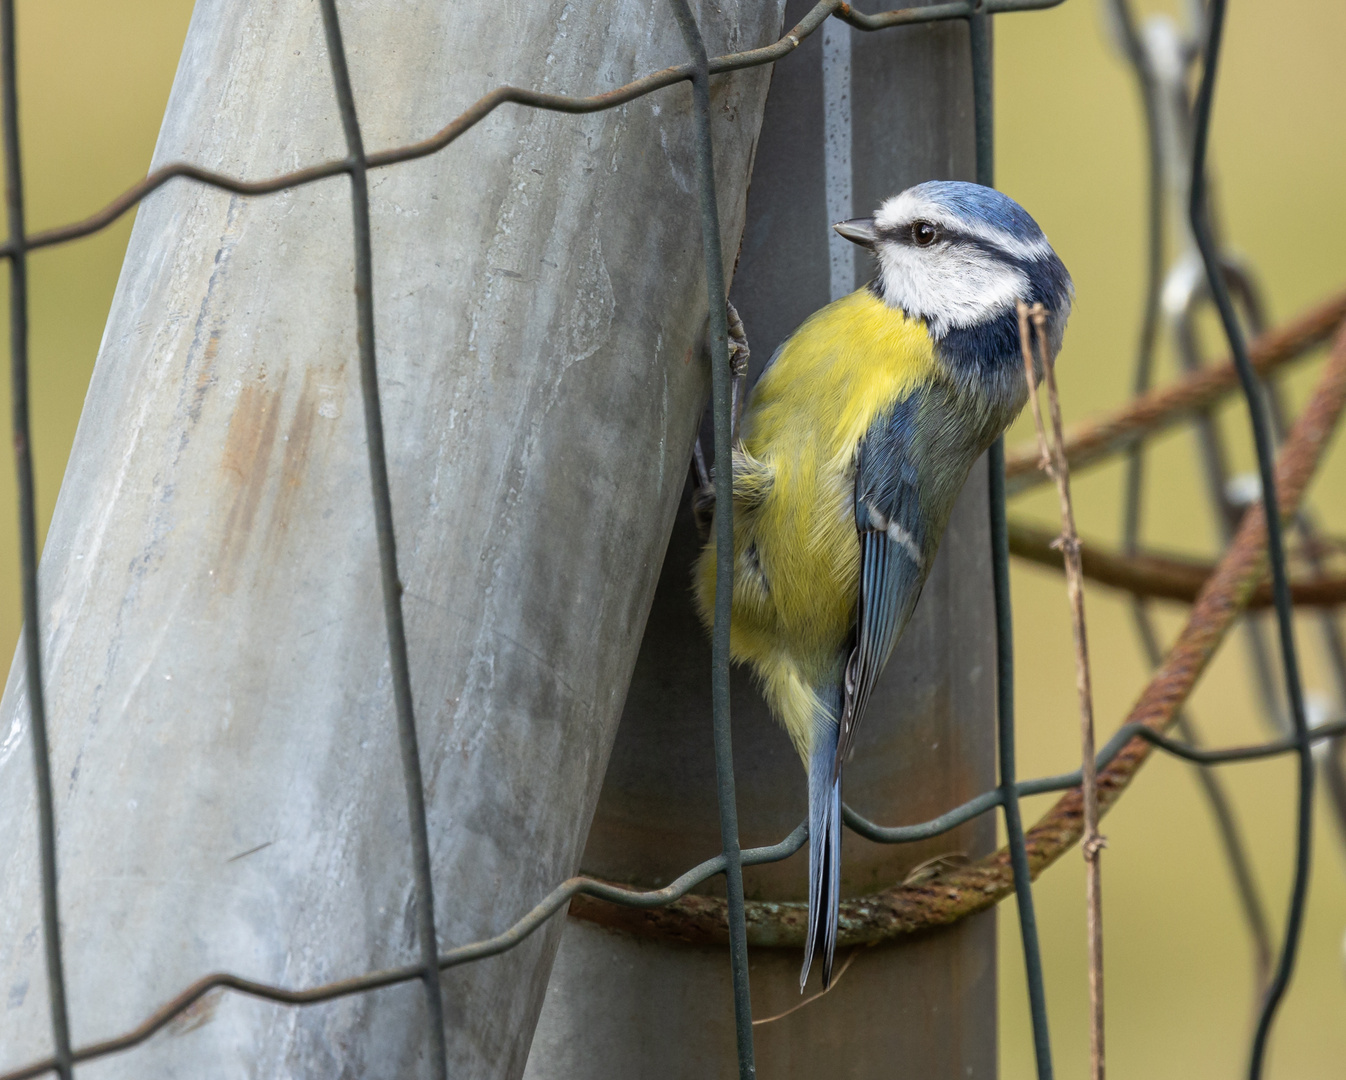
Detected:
[2,2,1342,1079]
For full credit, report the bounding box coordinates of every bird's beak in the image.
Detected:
[833,217,878,248]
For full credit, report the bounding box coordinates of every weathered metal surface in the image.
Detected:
[526,5,998,1076]
[526,917,994,1078]
[0,0,783,1076]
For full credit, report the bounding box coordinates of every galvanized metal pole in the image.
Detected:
[0,0,782,1076]
[525,6,998,1076]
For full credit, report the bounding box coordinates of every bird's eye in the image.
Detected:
[911,221,938,246]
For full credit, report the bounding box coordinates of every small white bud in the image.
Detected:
[1224,472,1262,509]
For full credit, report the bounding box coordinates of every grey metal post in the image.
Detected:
[525,5,997,1077]
[0,0,784,1076]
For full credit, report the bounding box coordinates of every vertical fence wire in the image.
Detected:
[1,2,73,1077]
[315,1,449,1075]
[972,10,1055,1080]
[1107,0,1275,996]
[1188,1,1314,1075]
[667,0,756,1075]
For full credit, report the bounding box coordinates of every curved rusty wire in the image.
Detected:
[1004,288,1346,494]
[1007,518,1346,608]
[569,319,1346,946]
[11,318,1343,1080]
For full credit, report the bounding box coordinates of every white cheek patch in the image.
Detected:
[876,243,1027,336]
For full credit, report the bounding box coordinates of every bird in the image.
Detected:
[694,180,1072,990]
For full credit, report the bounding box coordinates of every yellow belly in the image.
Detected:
[694,289,939,754]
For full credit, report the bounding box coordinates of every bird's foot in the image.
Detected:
[727,299,750,442]
[690,301,750,534]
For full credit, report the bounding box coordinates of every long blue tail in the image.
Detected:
[801,709,842,991]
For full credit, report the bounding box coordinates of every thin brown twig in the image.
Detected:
[1019,300,1105,1080]
[750,947,864,1026]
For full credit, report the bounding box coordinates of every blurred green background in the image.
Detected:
[5,1,1344,1076]
[999,2,1346,1078]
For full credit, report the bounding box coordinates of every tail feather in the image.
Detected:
[801,715,843,991]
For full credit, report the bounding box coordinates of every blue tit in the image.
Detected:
[694,180,1072,989]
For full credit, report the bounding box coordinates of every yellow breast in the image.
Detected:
[696,289,938,701]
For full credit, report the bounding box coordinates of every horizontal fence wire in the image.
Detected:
[5,711,1342,1080]
[3,0,1339,1077]
[0,0,1058,260]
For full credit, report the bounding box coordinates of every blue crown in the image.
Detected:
[907,180,1051,246]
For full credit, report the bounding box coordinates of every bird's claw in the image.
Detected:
[691,301,753,535]
[727,300,750,378]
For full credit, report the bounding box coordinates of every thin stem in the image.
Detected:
[1019,301,1104,1080]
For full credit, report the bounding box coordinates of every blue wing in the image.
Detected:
[834,393,930,778]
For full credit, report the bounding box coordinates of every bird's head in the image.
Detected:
[835,180,1072,376]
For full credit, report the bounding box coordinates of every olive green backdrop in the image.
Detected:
[5,1,1344,1076]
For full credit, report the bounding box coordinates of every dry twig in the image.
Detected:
[1018,299,1105,1080]
[750,948,863,1026]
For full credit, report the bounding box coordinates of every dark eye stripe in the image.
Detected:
[878,222,1024,263]
[879,222,951,246]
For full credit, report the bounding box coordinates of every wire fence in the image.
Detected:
[1109,0,1346,1015]
[2,1,1342,1079]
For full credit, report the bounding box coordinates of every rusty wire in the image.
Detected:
[569,316,1346,947]
[3,0,1344,1078]
[1007,518,1346,608]
[1004,286,1346,492]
